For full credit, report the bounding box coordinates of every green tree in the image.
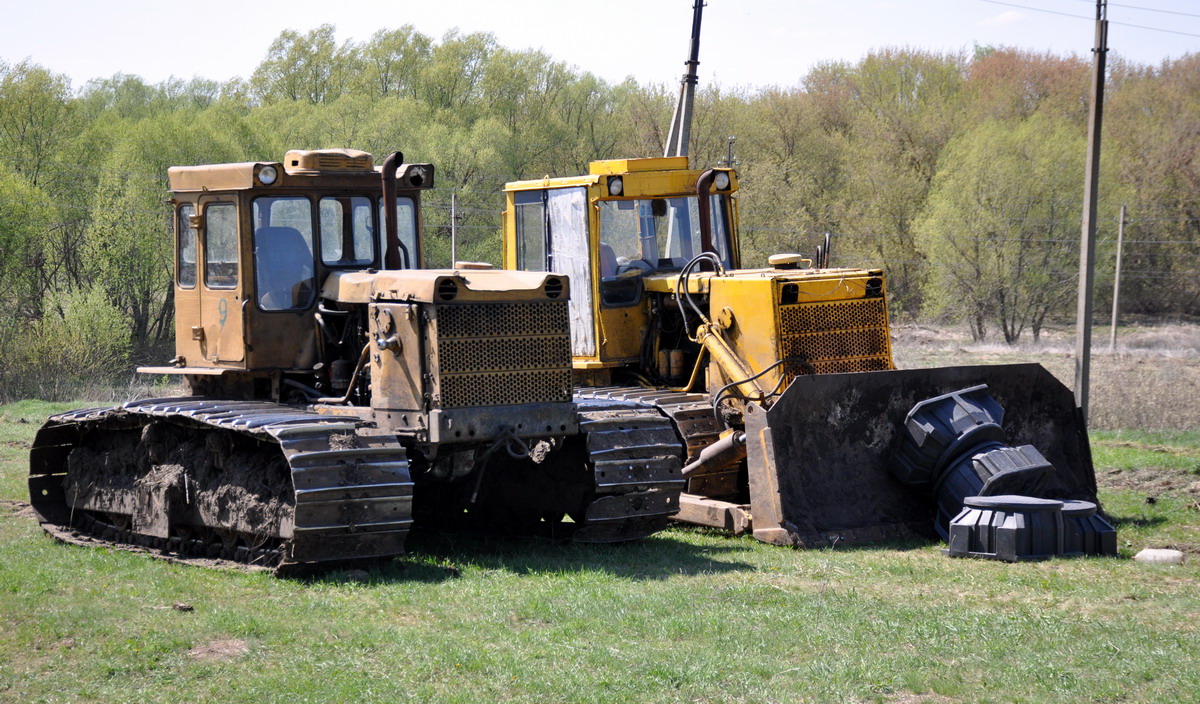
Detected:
[356,26,433,99]
[0,60,78,188]
[917,114,1091,343]
[250,24,359,104]
[0,168,55,318]
[1105,54,1200,315]
[837,49,967,317]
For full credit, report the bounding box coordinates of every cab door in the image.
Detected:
[197,196,245,364]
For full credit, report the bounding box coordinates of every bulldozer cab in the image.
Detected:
[502,157,739,367]
[157,149,434,375]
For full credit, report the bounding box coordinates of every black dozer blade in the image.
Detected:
[743,363,1096,547]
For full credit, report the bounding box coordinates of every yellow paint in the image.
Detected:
[502,158,742,370]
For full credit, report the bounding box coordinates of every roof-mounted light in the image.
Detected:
[713,171,731,190]
[257,164,279,186]
[397,163,435,189]
[607,176,623,196]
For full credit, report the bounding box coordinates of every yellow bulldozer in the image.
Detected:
[28,149,688,573]
[501,156,1100,548]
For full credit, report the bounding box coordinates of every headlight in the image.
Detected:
[408,165,428,187]
[607,176,623,196]
[714,171,730,190]
[258,165,278,185]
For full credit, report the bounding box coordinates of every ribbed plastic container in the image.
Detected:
[1061,500,1118,556]
[891,384,1006,487]
[933,444,1055,539]
[946,494,1064,562]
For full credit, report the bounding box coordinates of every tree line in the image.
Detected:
[0,24,1197,399]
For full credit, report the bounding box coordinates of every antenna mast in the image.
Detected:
[664,0,705,160]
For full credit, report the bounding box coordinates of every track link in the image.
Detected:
[570,402,686,543]
[575,387,740,496]
[28,398,413,573]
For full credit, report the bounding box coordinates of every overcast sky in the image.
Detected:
[2,0,1198,91]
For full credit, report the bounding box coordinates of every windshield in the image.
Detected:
[597,195,732,273]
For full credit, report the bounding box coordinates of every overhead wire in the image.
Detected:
[977,0,1200,38]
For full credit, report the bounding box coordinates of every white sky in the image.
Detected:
[1,1,1198,91]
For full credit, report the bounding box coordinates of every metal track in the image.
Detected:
[570,402,687,542]
[575,387,740,497]
[28,398,413,573]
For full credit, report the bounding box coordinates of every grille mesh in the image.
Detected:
[438,302,568,339]
[435,301,572,407]
[439,335,570,374]
[440,370,573,408]
[778,297,892,376]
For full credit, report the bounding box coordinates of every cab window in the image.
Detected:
[253,196,316,310]
[377,197,419,268]
[204,203,238,290]
[597,195,733,273]
[177,203,196,289]
[514,191,547,272]
[320,196,375,267]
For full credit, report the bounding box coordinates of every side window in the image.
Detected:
[545,188,596,357]
[514,191,547,271]
[320,196,375,267]
[253,196,316,310]
[204,203,238,290]
[177,204,196,289]
[377,197,419,268]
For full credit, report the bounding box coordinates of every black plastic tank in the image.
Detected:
[946,494,1064,562]
[1061,499,1118,556]
[892,384,1006,487]
[933,444,1055,539]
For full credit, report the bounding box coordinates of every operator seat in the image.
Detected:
[255,226,315,310]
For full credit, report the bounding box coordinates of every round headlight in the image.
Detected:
[714,171,730,190]
[258,165,278,185]
[408,165,427,187]
[608,176,623,196]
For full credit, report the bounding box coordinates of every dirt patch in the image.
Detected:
[186,638,248,662]
[0,500,36,520]
[1096,441,1200,460]
[1099,467,1200,501]
[886,695,957,704]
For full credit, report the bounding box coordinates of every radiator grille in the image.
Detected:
[435,301,572,407]
[439,335,570,374]
[778,297,893,377]
[440,370,573,408]
[437,301,569,339]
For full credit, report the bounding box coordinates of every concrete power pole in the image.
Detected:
[1074,0,1109,426]
[1109,204,1126,352]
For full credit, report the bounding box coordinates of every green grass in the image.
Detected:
[1,402,1198,703]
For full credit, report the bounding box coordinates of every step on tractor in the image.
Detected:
[501,157,1100,547]
[28,149,687,573]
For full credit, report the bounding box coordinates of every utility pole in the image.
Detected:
[1074,0,1108,426]
[664,0,704,160]
[1109,204,1126,352]
[450,191,458,267]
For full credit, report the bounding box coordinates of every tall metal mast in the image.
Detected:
[664,0,705,160]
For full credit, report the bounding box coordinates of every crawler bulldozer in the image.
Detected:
[28,149,686,573]
[501,157,1099,547]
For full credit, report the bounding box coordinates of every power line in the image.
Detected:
[1068,0,1200,19]
[979,0,1200,38]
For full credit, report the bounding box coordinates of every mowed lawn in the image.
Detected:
[1,400,1198,703]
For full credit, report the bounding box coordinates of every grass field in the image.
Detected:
[2,329,1200,703]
